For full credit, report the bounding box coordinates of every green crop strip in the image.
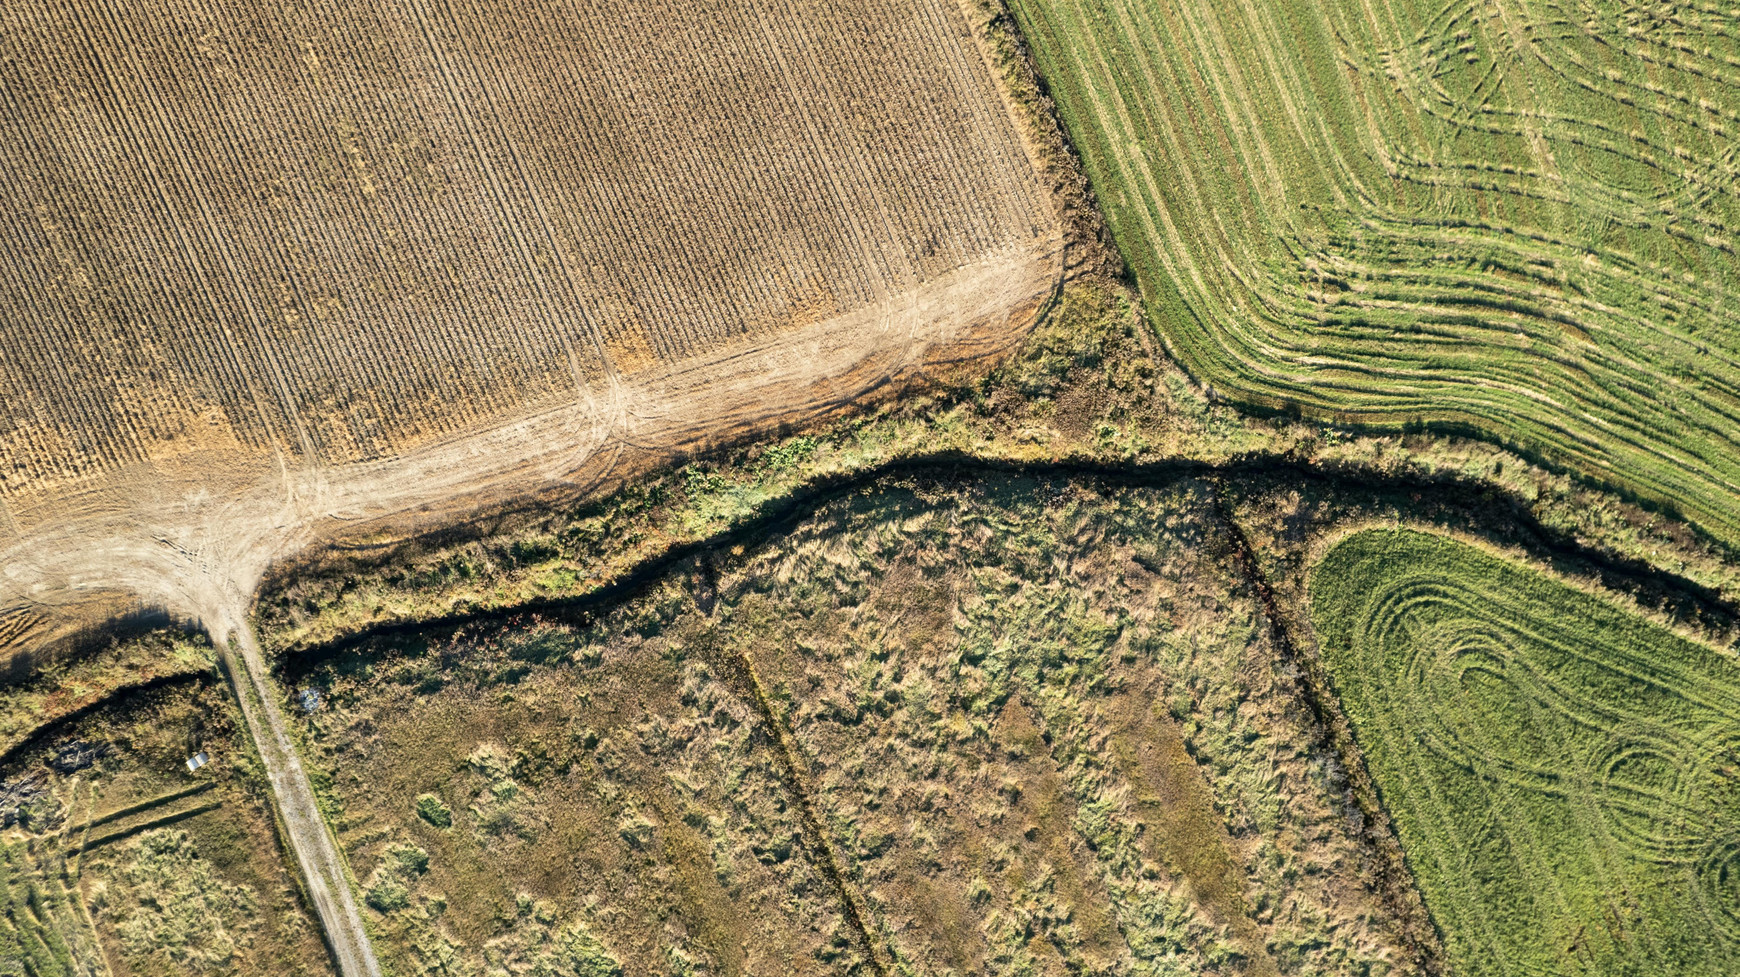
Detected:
[1311,529,1740,976]
[1005,0,1740,544]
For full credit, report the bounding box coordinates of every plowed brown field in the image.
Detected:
[0,0,1060,643]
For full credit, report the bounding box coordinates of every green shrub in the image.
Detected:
[414,794,452,829]
[365,879,409,913]
[387,843,429,877]
[363,840,430,915]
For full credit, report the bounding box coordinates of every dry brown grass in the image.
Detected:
[0,680,332,977]
[251,274,1740,668]
[298,619,866,975]
[0,628,213,761]
[286,474,1414,975]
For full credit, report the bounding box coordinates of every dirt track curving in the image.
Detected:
[1,236,1058,977]
[0,0,1062,655]
[1,242,1058,637]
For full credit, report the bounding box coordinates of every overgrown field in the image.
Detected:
[13,3,1740,974]
[285,474,1417,976]
[0,680,332,976]
[1311,530,1740,976]
[0,0,1051,505]
[1005,0,1740,543]
[13,268,1738,976]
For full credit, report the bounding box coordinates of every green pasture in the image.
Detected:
[1311,529,1740,976]
[1006,0,1740,544]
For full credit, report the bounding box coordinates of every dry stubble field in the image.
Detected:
[0,0,1060,652]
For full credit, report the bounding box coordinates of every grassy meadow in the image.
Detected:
[0,679,332,977]
[1005,0,1740,544]
[1311,530,1740,976]
[285,474,1415,976]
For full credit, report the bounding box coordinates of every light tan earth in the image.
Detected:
[1,243,1058,637]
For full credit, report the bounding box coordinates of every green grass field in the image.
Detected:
[1006,0,1740,544]
[1311,530,1740,976]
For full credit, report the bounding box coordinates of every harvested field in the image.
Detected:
[0,0,1060,641]
[1311,530,1740,976]
[1006,0,1740,544]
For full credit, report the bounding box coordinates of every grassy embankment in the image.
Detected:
[253,279,1740,663]
[1004,0,1740,546]
[0,630,214,761]
[1311,530,1740,976]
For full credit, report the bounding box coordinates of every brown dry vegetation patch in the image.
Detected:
[284,474,1417,976]
[0,681,332,977]
[17,273,1736,973]
[299,621,867,974]
[0,628,214,764]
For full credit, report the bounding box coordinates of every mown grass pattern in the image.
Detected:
[1007,0,1740,544]
[1311,530,1740,976]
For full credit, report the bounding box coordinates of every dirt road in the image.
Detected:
[0,242,1059,633]
[0,241,1056,974]
[210,604,381,977]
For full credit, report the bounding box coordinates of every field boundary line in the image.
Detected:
[75,800,224,854]
[65,780,216,836]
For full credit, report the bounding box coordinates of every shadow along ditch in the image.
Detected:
[7,453,1737,975]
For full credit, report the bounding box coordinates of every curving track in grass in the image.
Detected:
[1007,0,1740,544]
[1311,529,1740,976]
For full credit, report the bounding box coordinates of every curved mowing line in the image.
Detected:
[1312,529,1740,977]
[1005,0,1740,546]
